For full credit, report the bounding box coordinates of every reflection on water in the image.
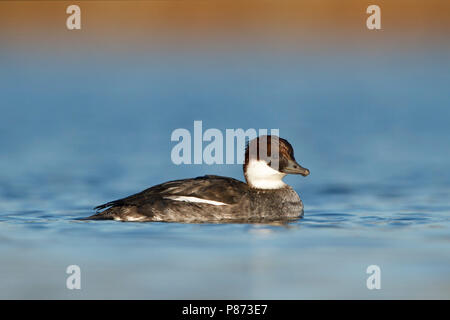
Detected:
[1,51,450,299]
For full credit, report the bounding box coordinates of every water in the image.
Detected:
[1,49,450,299]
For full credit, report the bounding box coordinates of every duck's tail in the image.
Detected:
[80,207,115,220]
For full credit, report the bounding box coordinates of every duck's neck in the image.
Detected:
[244,160,287,189]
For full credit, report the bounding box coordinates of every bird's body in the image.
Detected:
[86,135,309,223]
[89,175,303,222]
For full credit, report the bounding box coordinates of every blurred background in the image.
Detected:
[0,0,449,299]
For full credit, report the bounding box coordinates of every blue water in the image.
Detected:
[1,49,449,299]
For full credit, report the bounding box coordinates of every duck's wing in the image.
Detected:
[94,175,248,211]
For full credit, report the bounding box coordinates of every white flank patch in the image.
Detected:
[164,196,228,206]
[114,216,146,222]
[125,216,147,222]
[245,159,287,189]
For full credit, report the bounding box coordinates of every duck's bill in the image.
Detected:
[281,159,310,176]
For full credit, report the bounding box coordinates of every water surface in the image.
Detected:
[1,50,449,299]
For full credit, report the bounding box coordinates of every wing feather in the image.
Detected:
[94,175,247,211]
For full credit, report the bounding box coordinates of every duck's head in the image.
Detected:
[243,135,309,189]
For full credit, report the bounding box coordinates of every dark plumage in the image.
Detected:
[86,135,309,223]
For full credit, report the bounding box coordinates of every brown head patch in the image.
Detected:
[244,135,295,172]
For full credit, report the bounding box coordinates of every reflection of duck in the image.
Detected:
[86,135,309,223]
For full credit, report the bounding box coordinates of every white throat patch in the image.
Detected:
[245,160,287,189]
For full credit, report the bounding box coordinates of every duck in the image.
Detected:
[86,135,309,223]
